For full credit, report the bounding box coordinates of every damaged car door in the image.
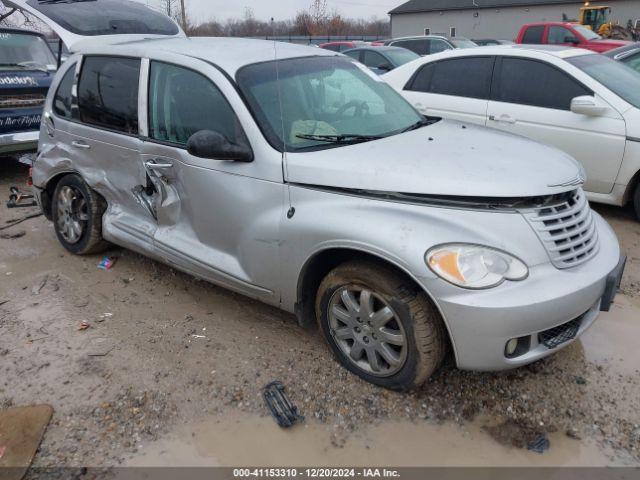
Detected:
[139,59,284,302]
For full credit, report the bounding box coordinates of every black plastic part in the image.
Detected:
[538,317,582,349]
[527,436,550,454]
[601,255,627,312]
[263,381,304,428]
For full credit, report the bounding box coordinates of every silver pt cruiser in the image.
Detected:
[18,0,625,390]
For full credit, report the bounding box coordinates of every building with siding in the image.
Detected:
[389,0,640,40]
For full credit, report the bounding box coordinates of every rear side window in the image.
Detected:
[148,62,246,147]
[344,50,360,61]
[494,58,590,110]
[393,39,428,56]
[522,26,545,44]
[78,56,140,134]
[53,63,76,119]
[407,57,494,100]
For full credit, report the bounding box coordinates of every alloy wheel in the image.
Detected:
[56,185,89,244]
[328,286,408,377]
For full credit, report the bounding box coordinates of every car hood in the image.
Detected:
[285,120,583,198]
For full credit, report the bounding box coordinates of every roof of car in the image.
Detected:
[74,37,339,76]
[605,42,640,58]
[387,35,466,42]
[422,44,596,59]
[344,46,411,53]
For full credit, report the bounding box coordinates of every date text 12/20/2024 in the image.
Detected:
[233,469,401,478]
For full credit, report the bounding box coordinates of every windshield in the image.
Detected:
[568,54,640,108]
[26,0,180,36]
[236,56,423,152]
[573,25,602,41]
[0,32,56,67]
[451,38,478,49]
[385,49,420,66]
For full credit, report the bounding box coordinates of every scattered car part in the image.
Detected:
[7,186,37,209]
[263,381,304,428]
[527,435,551,454]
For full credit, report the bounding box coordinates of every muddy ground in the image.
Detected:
[0,158,639,469]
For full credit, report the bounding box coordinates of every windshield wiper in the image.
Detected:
[296,133,383,145]
[0,62,48,72]
[402,118,432,133]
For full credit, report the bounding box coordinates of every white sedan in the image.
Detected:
[383,45,640,219]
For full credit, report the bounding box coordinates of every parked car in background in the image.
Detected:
[606,42,640,72]
[516,22,629,52]
[384,45,640,218]
[0,27,57,155]
[381,35,477,56]
[25,0,624,390]
[343,46,419,74]
[319,41,368,52]
[473,39,515,46]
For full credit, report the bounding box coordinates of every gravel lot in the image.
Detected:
[0,158,639,469]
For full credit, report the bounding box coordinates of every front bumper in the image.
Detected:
[421,213,622,371]
[0,130,39,155]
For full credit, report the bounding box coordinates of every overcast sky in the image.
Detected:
[140,0,400,22]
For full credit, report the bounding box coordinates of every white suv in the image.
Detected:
[384,45,640,219]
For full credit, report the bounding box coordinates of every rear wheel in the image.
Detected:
[316,260,446,390]
[52,174,108,255]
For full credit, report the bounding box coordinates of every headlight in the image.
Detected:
[426,244,529,289]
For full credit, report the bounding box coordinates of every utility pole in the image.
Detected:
[179,0,187,32]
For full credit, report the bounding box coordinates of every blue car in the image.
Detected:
[0,28,56,155]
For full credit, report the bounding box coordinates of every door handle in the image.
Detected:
[72,140,91,149]
[145,161,173,170]
[489,114,516,125]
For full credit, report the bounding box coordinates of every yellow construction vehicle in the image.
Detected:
[577,3,639,40]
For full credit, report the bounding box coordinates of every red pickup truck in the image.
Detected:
[516,22,629,53]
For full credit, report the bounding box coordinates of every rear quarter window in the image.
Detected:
[77,56,141,134]
[521,26,545,44]
[53,63,76,119]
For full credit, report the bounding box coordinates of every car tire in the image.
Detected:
[316,260,446,390]
[52,174,108,255]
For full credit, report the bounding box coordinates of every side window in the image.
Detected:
[429,39,450,54]
[494,58,590,110]
[339,44,352,52]
[394,40,428,56]
[548,26,577,44]
[78,56,140,134]
[53,62,76,119]
[407,63,434,91]
[408,57,494,100]
[148,62,246,147]
[344,50,360,61]
[363,51,387,68]
[521,26,545,44]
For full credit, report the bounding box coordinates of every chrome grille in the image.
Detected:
[521,189,599,269]
[0,93,45,109]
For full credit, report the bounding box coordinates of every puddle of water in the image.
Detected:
[128,413,620,468]
[580,295,640,376]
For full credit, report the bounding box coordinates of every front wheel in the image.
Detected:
[52,174,108,255]
[316,260,446,390]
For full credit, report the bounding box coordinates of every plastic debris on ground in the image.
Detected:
[98,257,117,270]
[78,322,91,331]
[527,435,550,454]
[263,381,304,428]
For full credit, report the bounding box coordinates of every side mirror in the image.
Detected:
[377,63,392,71]
[570,95,607,116]
[186,130,253,162]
